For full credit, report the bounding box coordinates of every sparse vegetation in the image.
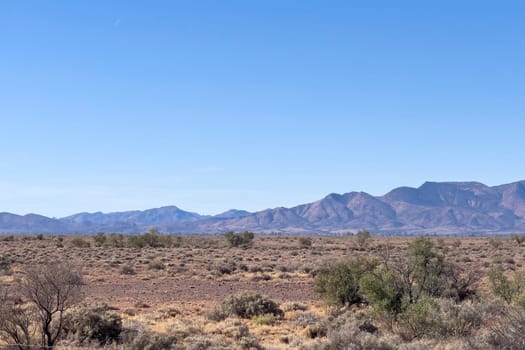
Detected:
[0,234,524,349]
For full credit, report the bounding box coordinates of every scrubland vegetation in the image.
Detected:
[1,231,525,349]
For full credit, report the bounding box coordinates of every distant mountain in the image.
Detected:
[1,180,525,234]
[60,206,206,233]
[214,209,251,219]
[0,213,68,233]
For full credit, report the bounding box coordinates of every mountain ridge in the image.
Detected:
[1,180,525,235]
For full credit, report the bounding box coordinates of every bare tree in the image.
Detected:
[21,262,84,348]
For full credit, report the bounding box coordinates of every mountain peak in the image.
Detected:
[1,180,525,234]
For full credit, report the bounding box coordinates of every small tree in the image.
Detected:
[356,230,371,250]
[22,262,84,348]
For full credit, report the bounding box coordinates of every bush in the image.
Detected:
[120,264,136,275]
[126,330,177,350]
[298,237,312,248]
[315,259,376,307]
[438,298,483,337]
[325,311,398,350]
[511,233,525,245]
[252,313,276,326]
[93,232,107,247]
[69,237,91,248]
[487,306,525,350]
[396,297,441,341]
[0,255,12,276]
[488,265,525,304]
[128,228,173,248]
[213,292,283,320]
[356,230,371,250]
[360,265,405,322]
[63,303,122,345]
[224,231,254,247]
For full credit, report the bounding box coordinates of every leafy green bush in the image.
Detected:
[360,265,405,321]
[213,292,283,320]
[224,231,255,247]
[315,259,376,307]
[62,303,122,345]
[488,265,525,304]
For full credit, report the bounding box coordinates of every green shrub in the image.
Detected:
[62,303,122,345]
[488,265,525,304]
[314,259,376,307]
[396,297,441,341]
[213,292,283,320]
[128,228,173,248]
[360,265,405,320]
[224,231,254,247]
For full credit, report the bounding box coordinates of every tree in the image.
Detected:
[22,262,84,348]
[356,230,371,250]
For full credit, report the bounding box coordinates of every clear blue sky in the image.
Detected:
[1,1,524,217]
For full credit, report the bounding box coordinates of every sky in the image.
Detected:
[1,1,524,217]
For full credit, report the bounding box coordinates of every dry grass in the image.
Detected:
[1,234,523,348]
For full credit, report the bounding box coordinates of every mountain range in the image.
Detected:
[1,180,525,235]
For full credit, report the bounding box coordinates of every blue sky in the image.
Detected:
[1,1,524,217]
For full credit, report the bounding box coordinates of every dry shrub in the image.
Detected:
[211,292,283,321]
[62,303,122,345]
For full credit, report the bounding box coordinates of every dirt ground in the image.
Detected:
[1,233,522,348]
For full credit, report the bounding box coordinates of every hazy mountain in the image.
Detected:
[1,181,525,234]
[0,213,68,233]
[60,206,206,233]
